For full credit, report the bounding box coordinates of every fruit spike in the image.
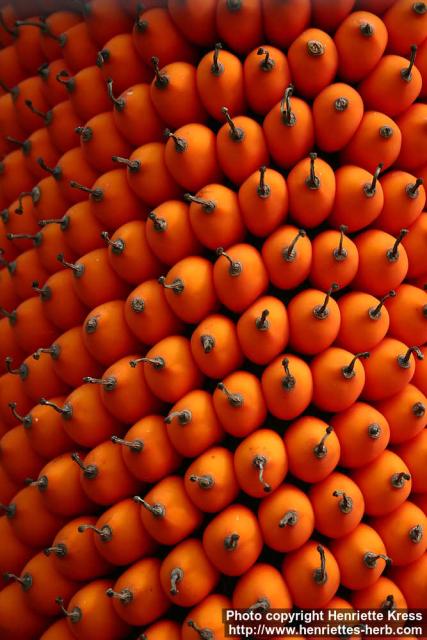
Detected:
[164,128,187,152]
[281,358,296,391]
[106,79,125,111]
[32,280,51,301]
[184,193,216,212]
[8,402,32,428]
[221,106,244,141]
[257,47,275,71]
[379,125,393,139]
[342,352,370,379]
[130,297,145,313]
[148,211,167,231]
[189,474,215,489]
[280,85,296,127]
[75,126,93,143]
[56,70,75,91]
[85,317,98,335]
[0,79,19,100]
[129,356,165,369]
[401,45,418,82]
[135,5,148,32]
[334,96,349,112]
[4,136,30,154]
[111,435,144,452]
[368,423,382,439]
[305,152,320,190]
[57,253,85,277]
[33,345,60,360]
[101,231,125,254]
[257,165,271,198]
[15,19,65,45]
[313,545,328,585]
[14,189,37,214]
[381,595,396,611]
[0,503,16,518]
[69,180,104,201]
[158,275,185,295]
[133,495,165,518]
[279,510,298,528]
[409,524,423,543]
[252,454,271,493]
[413,2,427,14]
[151,56,169,89]
[105,587,133,603]
[3,572,32,591]
[37,157,62,179]
[307,39,325,57]
[313,283,339,320]
[397,345,424,369]
[390,471,411,488]
[44,544,67,557]
[39,397,73,419]
[0,250,8,268]
[363,552,392,568]
[7,232,41,246]
[247,597,270,612]
[333,225,349,261]
[83,376,117,391]
[25,476,48,490]
[406,177,424,199]
[200,334,215,353]
[71,452,98,479]
[169,567,184,595]
[78,523,113,541]
[313,425,334,459]
[217,381,244,407]
[112,156,141,175]
[4,356,28,380]
[96,49,109,67]
[385,229,409,264]
[164,409,192,425]
[282,229,306,262]
[55,596,82,623]
[368,290,396,320]
[360,21,374,37]
[224,532,240,550]
[332,490,353,514]
[0,307,17,324]
[187,619,215,640]
[256,309,270,331]
[226,0,242,11]
[412,402,425,418]
[211,42,224,76]
[216,247,243,276]
[364,163,384,198]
